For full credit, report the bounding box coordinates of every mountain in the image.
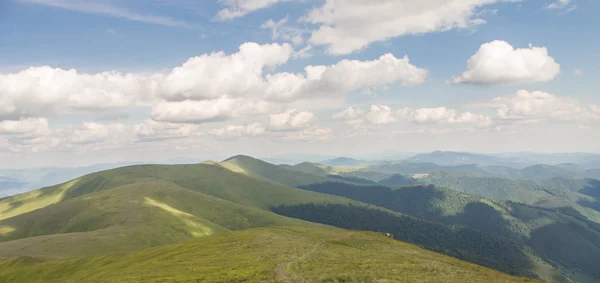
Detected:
[0,226,541,283]
[0,162,358,259]
[2,155,598,282]
[320,157,369,167]
[406,151,527,168]
[0,156,554,281]
[495,153,600,169]
[295,181,600,283]
[0,162,142,197]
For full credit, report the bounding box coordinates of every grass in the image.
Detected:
[0,179,329,259]
[0,226,543,283]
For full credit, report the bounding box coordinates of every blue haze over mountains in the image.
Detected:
[3,151,600,198]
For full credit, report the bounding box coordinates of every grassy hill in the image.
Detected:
[3,156,596,282]
[0,162,361,259]
[0,226,543,283]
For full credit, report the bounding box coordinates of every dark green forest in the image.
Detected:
[272,203,537,278]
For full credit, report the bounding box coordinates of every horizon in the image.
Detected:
[3,150,600,170]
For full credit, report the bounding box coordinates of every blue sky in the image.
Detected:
[0,0,599,168]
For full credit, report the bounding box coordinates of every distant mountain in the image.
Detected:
[406,151,527,168]
[320,157,369,167]
[496,152,600,169]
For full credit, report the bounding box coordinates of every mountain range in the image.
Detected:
[1,154,599,282]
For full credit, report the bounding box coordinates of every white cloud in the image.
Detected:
[265,54,427,101]
[19,0,190,27]
[134,119,199,142]
[476,90,599,125]
[302,0,523,55]
[216,0,290,20]
[161,42,293,101]
[546,0,574,9]
[450,40,560,85]
[6,122,130,153]
[574,69,584,76]
[407,107,493,127]
[0,118,49,136]
[209,123,266,138]
[334,105,493,128]
[268,109,315,131]
[261,17,304,46]
[0,66,161,119]
[365,105,398,125]
[333,105,398,128]
[278,126,333,141]
[150,98,275,124]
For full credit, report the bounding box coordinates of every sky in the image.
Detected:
[0,0,599,168]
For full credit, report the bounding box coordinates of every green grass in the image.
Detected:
[0,226,543,283]
[0,179,328,259]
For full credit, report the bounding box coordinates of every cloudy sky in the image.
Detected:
[0,0,599,168]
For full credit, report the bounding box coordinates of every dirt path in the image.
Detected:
[274,242,323,283]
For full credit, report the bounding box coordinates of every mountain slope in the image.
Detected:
[0,226,543,283]
[0,179,325,259]
[296,181,600,283]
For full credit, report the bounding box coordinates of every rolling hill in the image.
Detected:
[0,226,542,283]
[0,162,356,259]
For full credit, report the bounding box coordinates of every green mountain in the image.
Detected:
[296,181,600,283]
[2,155,597,282]
[0,163,354,259]
[0,227,541,283]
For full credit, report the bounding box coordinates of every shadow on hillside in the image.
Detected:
[528,223,600,280]
[299,182,521,240]
[580,179,600,200]
[272,202,537,278]
[447,202,519,240]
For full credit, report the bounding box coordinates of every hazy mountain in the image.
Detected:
[406,151,528,168]
[320,157,369,166]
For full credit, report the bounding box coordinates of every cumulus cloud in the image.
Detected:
[333,105,493,128]
[268,109,315,131]
[450,41,560,85]
[475,90,599,125]
[265,54,428,101]
[407,107,493,127]
[151,98,276,124]
[574,69,584,76]
[6,122,129,153]
[302,0,522,55]
[216,0,291,20]
[134,120,199,142]
[1,42,427,126]
[160,42,293,101]
[261,17,304,46]
[278,126,333,141]
[0,118,49,136]
[209,123,266,138]
[0,66,161,119]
